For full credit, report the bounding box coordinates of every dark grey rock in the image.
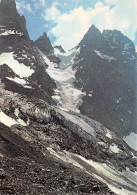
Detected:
[73,25,137,136]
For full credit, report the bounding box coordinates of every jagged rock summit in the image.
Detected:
[78,25,112,55]
[34,32,61,63]
[34,32,53,55]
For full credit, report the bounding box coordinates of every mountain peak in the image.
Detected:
[78,25,102,47]
[34,32,53,54]
[77,24,112,54]
[42,32,48,38]
[88,25,100,33]
[85,25,101,37]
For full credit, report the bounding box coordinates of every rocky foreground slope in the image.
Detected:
[0,0,137,194]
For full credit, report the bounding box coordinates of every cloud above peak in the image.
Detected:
[15,0,137,51]
[42,0,137,50]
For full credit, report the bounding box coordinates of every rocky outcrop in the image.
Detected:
[54,45,66,54]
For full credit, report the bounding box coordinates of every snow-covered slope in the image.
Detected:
[0,52,34,78]
[39,48,85,113]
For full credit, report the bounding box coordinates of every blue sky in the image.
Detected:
[15,0,137,51]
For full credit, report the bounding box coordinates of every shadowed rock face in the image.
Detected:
[73,25,137,136]
[34,32,61,63]
[0,0,30,52]
[0,0,56,103]
[34,32,53,55]
[0,0,17,17]
[78,25,113,55]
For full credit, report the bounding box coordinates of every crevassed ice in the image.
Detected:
[59,109,96,138]
[41,48,85,113]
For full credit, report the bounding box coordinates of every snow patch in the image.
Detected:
[0,52,34,78]
[116,98,121,104]
[0,30,23,36]
[106,131,112,139]
[109,143,120,153]
[6,77,26,85]
[94,50,116,62]
[6,77,32,89]
[0,109,26,127]
[124,132,137,151]
[54,48,63,56]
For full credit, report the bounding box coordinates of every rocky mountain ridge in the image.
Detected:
[73,25,136,136]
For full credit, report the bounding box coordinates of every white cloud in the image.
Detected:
[104,0,117,5]
[39,0,46,7]
[42,1,60,21]
[16,1,33,14]
[16,0,46,14]
[50,6,93,50]
[43,0,137,51]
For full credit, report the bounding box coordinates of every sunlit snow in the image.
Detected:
[109,143,120,153]
[124,132,137,151]
[6,77,26,85]
[6,77,32,88]
[0,30,23,36]
[0,52,34,78]
[106,132,112,139]
[0,109,26,127]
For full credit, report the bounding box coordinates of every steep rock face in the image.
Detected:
[78,25,113,55]
[0,0,56,103]
[34,32,53,55]
[34,33,60,63]
[0,0,30,52]
[73,25,136,136]
[103,30,136,62]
